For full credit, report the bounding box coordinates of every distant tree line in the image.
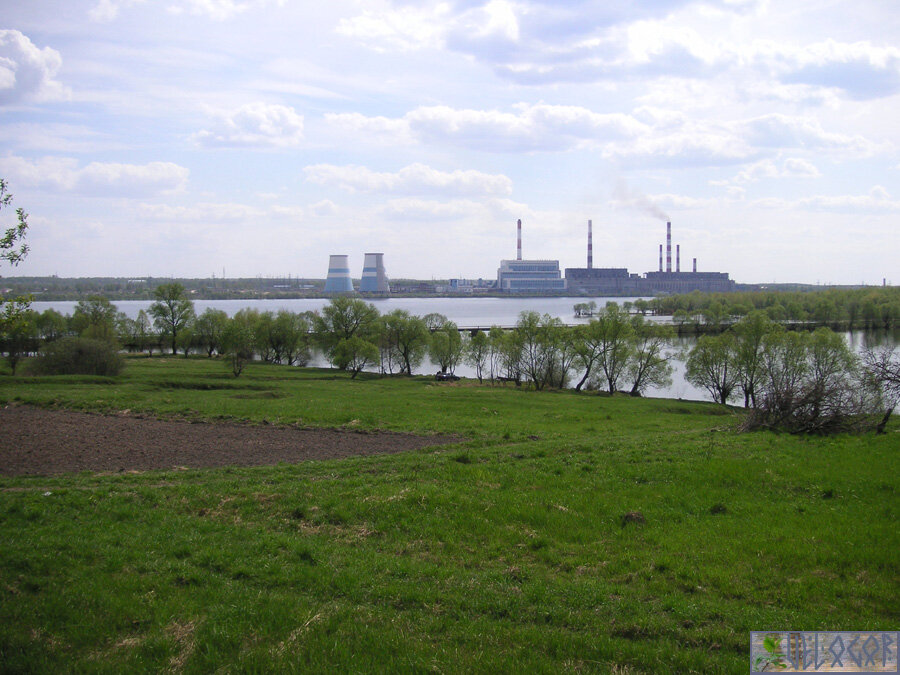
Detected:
[636,287,899,331]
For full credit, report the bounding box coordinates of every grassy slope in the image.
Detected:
[0,357,897,674]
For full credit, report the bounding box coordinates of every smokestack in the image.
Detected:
[517,219,522,261]
[587,219,593,269]
[666,222,672,273]
[676,244,680,273]
[659,244,663,273]
[693,258,697,273]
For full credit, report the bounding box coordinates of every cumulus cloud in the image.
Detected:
[0,30,68,105]
[0,154,189,196]
[304,163,513,197]
[329,103,647,152]
[192,102,304,148]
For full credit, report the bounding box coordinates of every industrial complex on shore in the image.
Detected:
[325,219,736,296]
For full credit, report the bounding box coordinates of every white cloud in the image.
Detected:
[0,30,68,105]
[91,0,286,22]
[336,4,449,52]
[796,186,900,213]
[304,163,513,197]
[329,103,647,152]
[192,102,304,148]
[715,157,821,185]
[0,154,189,196]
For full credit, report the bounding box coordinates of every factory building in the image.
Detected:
[359,253,390,294]
[324,254,354,293]
[497,219,566,292]
[565,221,735,295]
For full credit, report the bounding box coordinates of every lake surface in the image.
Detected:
[30,297,899,403]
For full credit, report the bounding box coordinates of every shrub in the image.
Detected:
[33,337,124,376]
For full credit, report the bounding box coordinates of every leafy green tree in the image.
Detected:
[428,316,463,375]
[514,311,556,390]
[590,303,634,394]
[314,297,379,367]
[35,308,68,343]
[149,283,195,355]
[0,179,28,267]
[685,333,738,405]
[332,337,379,378]
[464,330,490,383]
[381,309,430,375]
[72,296,118,343]
[1,305,36,374]
[625,317,674,396]
[194,308,229,357]
[731,311,780,408]
[274,310,311,366]
[222,309,257,377]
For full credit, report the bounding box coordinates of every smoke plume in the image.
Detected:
[612,179,669,221]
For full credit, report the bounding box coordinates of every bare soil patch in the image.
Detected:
[0,405,458,476]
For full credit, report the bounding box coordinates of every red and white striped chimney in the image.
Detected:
[666,221,672,273]
[587,219,593,269]
[659,244,663,272]
[676,244,680,273]
[693,258,697,273]
[516,219,522,261]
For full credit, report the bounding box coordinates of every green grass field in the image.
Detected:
[1,357,898,673]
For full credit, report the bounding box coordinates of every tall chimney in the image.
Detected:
[666,221,672,273]
[517,219,522,261]
[587,219,593,269]
[659,244,663,272]
[676,244,680,273]
[693,258,697,273]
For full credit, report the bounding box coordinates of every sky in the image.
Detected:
[1,0,898,285]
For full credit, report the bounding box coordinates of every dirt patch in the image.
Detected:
[0,405,459,476]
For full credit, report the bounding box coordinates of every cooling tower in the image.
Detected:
[359,253,390,293]
[324,254,354,293]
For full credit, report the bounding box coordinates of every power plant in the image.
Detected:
[496,219,566,292]
[359,253,390,294]
[564,220,735,295]
[324,254,354,293]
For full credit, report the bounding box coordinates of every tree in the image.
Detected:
[590,304,634,394]
[275,310,311,366]
[314,297,379,368]
[0,179,28,267]
[731,311,780,408]
[222,309,257,377]
[194,308,229,357]
[685,333,738,405]
[381,309,430,375]
[332,336,379,378]
[1,305,36,374]
[464,330,490,383]
[514,311,555,390]
[35,308,68,343]
[72,296,118,342]
[428,316,463,375]
[625,317,674,396]
[862,346,900,434]
[149,283,195,355]
[0,179,32,371]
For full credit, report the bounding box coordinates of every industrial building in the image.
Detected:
[565,221,735,295]
[324,254,354,293]
[497,219,566,293]
[359,253,390,294]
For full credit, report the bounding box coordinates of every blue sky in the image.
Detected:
[1,0,898,284]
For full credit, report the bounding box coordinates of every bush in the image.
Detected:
[33,337,124,376]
